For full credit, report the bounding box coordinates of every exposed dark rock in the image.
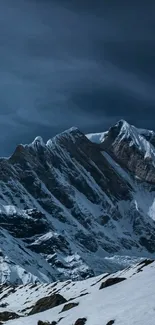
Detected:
[37,321,57,325]
[0,209,49,238]
[138,259,154,267]
[99,277,126,290]
[38,321,56,325]
[75,231,98,253]
[61,302,79,313]
[0,311,20,322]
[137,259,154,273]
[106,321,115,325]
[28,234,70,255]
[139,237,155,253]
[91,274,109,287]
[79,292,89,298]
[74,318,87,325]
[58,318,64,323]
[99,215,110,225]
[0,303,8,308]
[29,294,67,315]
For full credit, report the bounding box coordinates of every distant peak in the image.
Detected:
[115,119,130,130]
[107,120,132,138]
[59,126,83,138]
[68,126,79,132]
[118,119,128,124]
[46,127,83,149]
[10,144,26,160]
[58,126,82,137]
[49,126,81,140]
[85,121,130,145]
[32,136,45,147]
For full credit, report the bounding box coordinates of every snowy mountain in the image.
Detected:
[0,259,154,324]
[0,120,155,284]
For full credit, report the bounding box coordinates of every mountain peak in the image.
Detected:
[86,120,130,144]
[46,126,83,148]
[114,119,130,132]
[115,119,129,127]
[107,120,155,159]
[56,126,81,137]
[32,136,44,145]
[31,136,45,148]
[68,126,79,132]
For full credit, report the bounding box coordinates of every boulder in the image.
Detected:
[99,277,126,290]
[74,318,87,325]
[29,294,67,315]
[0,311,19,322]
[61,302,79,313]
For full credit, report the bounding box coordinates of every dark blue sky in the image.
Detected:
[0,0,155,155]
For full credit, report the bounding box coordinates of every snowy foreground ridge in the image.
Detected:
[2,260,155,325]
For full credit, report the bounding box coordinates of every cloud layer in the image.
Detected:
[0,0,154,155]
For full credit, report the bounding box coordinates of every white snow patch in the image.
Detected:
[86,131,108,144]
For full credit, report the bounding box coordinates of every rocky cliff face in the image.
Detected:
[100,120,155,183]
[0,121,155,284]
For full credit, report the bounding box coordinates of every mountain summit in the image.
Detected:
[0,120,155,284]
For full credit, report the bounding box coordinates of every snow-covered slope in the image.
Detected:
[2,260,155,325]
[0,121,155,284]
[86,131,108,143]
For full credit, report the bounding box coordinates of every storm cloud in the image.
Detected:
[0,0,154,155]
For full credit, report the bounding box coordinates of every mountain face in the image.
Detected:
[0,120,155,284]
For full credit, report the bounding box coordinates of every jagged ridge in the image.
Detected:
[0,121,155,284]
